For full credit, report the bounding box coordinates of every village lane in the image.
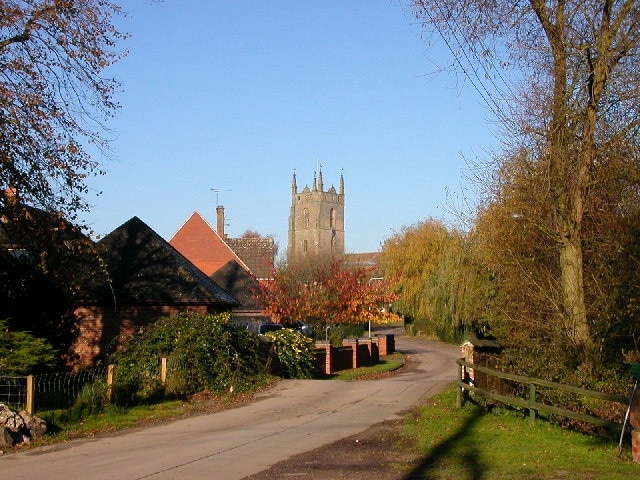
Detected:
[0,334,459,480]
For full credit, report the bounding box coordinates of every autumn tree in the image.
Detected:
[0,0,127,224]
[381,219,450,333]
[257,258,399,335]
[472,142,640,378]
[0,2,126,361]
[410,0,640,365]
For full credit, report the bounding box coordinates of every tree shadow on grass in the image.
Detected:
[402,407,486,480]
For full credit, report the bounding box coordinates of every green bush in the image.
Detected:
[324,323,367,346]
[265,328,317,379]
[405,323,416,336]
[0,319,58,375]
[62,380,109,422]
[110,312,269,404]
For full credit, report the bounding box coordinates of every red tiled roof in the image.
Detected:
[168,212,250,277]
[343,252,381,268]
[343,252,382,277]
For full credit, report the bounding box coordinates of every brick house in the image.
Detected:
[0,193,102,358]
[72,216,238,366]
[169,210,274,325]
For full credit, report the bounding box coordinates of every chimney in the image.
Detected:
[216,205,226,238]
[4,186,18,205]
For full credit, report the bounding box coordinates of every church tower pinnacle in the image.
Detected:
[291,170,297,195]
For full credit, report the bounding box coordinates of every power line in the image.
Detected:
[425,1,516,122]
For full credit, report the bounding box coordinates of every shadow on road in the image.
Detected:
[401,408,486,480]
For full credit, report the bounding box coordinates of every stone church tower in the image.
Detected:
[288,169,345,261]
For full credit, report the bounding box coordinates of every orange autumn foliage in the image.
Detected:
[257,259,400,327]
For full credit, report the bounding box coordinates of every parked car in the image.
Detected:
[245,322,284,335]
[293,321,314,337]
[245,321,314,338]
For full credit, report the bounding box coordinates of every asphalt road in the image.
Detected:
[0,335,459,480]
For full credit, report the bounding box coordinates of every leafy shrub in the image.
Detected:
[63,380,109,422]
[265,328,317,378]
[322,323,367,346]
[0,319,58,375]
[110,312,268,404]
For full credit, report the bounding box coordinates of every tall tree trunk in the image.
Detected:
[558,221,591,353]
[535,0,617,365]
[533,0,594,362]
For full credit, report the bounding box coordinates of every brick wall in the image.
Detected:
[315,345,329,374]
[334,346,354,372]
[377,334,394,356]
[362,338,380,365]
[314,335,396,375]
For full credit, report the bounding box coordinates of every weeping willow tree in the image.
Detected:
[380,218,493,341]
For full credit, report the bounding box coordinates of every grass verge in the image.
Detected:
[327,352,405,381]
[397,387,638,479]
[15,383,274,451]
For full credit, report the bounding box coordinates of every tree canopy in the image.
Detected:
[380,218,494,342]
[0,1,127,364]
[0,0,127,223]
[409,0,640,367]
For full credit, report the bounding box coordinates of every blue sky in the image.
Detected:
[82,1,496,256]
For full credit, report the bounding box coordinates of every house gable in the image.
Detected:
[169,212,250,277]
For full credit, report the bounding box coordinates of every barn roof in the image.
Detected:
[98,216,238,306]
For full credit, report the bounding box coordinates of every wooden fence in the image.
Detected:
[0,360,169,415]
[456,358,630,430]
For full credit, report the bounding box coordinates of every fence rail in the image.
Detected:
[456,358,630,430]
[1,366,114,414]
[0,360,170,415]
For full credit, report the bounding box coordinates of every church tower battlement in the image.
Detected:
[288,169,344,261]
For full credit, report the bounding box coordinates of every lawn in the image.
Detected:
[398,388,638,479]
